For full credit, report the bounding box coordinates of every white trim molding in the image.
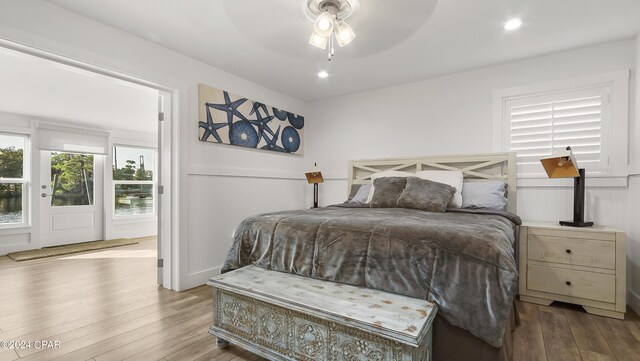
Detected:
[629,289,640,316]
[188,165,305,181]
[186,265,222,290]
[517,175,628,188]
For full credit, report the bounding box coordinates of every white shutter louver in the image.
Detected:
[506,87,608,175]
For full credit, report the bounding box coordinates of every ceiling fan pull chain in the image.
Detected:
[328,32,335,61]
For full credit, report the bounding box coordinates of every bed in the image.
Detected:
[222,152,520,361]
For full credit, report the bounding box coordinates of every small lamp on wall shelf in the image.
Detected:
[540,146,593,227]
[305,163,324,208]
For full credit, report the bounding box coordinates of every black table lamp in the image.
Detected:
[540,146,593,227]
[305,163,324,208]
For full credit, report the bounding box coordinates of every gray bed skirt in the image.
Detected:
[433,302,518,361]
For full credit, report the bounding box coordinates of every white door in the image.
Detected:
[40,151,103,247]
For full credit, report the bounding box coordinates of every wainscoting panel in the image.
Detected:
[184,174,306,289]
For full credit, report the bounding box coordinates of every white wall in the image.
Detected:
[630,34,640,313]
[306,40,635,180]
[306,39,640,314]
[635,33,640,172]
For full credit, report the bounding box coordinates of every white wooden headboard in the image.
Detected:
[348,152,517,213]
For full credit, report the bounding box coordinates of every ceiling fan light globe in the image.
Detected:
[314,12,334,37]
[317,18,331,31]
[309,32,329,49]
[335,20,355,47]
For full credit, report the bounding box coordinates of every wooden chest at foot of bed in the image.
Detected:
[207,266,438,361]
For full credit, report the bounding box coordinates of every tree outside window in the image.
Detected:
[0,133,27,226]
[50,152,94,206]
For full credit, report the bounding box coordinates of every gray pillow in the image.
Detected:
[397,177,455,212]
[370,177,407,208]
[462,181,507,210]
[350,184,372,204]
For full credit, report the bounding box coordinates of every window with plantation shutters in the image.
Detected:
[505,86,610,175]
[494,70,629,184]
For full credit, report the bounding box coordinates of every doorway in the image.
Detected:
[0,39,176,289]
[40,151,104,247]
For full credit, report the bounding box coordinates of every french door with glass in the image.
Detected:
[40,151,103,247]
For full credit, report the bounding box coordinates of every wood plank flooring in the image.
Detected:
[512,296,640,361]
[1,239,639,360]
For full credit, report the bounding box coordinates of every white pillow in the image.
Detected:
[365,171,414,203]
[414,170,463,208]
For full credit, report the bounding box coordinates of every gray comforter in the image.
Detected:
[221,205,520,347]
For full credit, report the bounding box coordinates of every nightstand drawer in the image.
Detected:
[528,235,615,269]
[527,264,615,303]
[529,227,615,241]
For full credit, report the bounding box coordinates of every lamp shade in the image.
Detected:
[540,147,580,179]
[305,170,324,184]
[305,163,324,184]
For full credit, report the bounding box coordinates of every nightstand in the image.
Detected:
[519,222,627,319]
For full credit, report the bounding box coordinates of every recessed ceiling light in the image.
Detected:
[504,18,522,31]
[318,71,329,78]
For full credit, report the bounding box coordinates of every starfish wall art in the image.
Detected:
[198,84,304,155]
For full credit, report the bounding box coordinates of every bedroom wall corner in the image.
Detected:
[633,33,640,172]
[628,177,640,316]
[628,33,640,315]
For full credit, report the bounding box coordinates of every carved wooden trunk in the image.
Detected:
[207,266,437,361]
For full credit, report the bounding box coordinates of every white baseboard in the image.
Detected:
[0,232,34,256]
[629,289,640,316]
[182,265,222,291]
[0,244,34,256]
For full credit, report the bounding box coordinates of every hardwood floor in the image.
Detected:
[0,239,638,361]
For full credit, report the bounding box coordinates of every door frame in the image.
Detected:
[0,39,178,290]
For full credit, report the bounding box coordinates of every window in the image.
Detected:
[494,70,629,181]
[506,87,609,175]
[50,152,95,206]
[0,133,28,226]
[113,145,155,217]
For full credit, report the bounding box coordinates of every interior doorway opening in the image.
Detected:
[0,39,176,289]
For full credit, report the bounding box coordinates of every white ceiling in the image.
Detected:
[48,0,640,102]
[0,47,158,133]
